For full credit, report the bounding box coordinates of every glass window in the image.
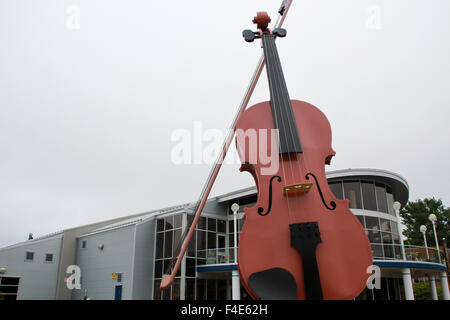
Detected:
[196,279,206,300]
[371,244,383,258]
[207,232,216,249]
[154,280,161,300]
[186,258,196,277]
[383,244,394,258]
[329,182,344,200]
[386,191,395,216]
[174,214,183,229]
[393,245,403,259]
[198,217,207,230]
[162,285,171,300]
[45,254,53,262]
[382,232,393,245]
[365,216,380,230]
[361,181,377,211]
[367,230,381,243]
[207,279,217,300]
[367,230,382,243]
[187,231,196,257]
[229,234,235,248]
[343,181,362,209]
[154,260,162,278]
[165,216,173,230]
[228,221,234,234]
[392,234,400,245]
[380,219,391,232]
[173,229,181,256]
[197,230,206,251]
[163,259,170,276]
[375,183,388,213]
[186,279,196,300]
[172,278,180,300]
[82,241,87,249]
[157,219,165,232]
[208,218,217,232]
[217,219,226,233]
[218,280,228,300]
[156,233,164,259]
[187,214,194,228]
[356,215,365,228]
[25,252,34,261]
[164,231,173,258]
[390,221,399,234]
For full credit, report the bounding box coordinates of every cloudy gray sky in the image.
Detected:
[1,0,450,247]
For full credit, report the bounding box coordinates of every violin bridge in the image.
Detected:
[283,183,313,196]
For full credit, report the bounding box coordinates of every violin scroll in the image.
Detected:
[243,12,287,43]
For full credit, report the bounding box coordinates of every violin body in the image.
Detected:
[235,99,372,300]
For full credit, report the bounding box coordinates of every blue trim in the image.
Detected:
[373,260,448,272]
[197,261,447,273]
[197,264,237,272]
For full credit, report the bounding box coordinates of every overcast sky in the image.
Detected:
[1,0,449,247]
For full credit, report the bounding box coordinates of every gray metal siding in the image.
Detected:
[131,218,156,299]
[0,236,62,299]
[72,226,135,300]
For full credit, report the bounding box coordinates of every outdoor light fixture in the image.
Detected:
[393,201,401,211]
[98,244,104,250]
[0,267,6,274]
[428,213,441,263]
[392,201,406,260]
[230,203,240,300]
[420,225,430,260]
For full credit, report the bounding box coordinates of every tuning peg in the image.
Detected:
[273,28,287,38]
[243,29,256,42]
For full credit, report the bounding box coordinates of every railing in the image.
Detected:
[402,245,446,264]
[198,247,236,265]
[197,245,447,267]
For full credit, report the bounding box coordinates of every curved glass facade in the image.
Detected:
[328,179,402,260]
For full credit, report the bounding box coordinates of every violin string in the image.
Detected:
[269,31,305,225]
[263,33,295,225]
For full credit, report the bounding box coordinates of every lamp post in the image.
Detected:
[420,225,430,260]
[428,214,441,264]
[393,201,414,300]
[230,203,240,300]
[393,201,406,260]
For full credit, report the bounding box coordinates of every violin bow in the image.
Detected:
[160,0,294,290]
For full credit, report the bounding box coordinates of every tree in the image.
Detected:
[399,198,449,247]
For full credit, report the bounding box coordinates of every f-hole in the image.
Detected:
[257,175,282,216]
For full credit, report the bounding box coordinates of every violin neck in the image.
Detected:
[261,32,303,155]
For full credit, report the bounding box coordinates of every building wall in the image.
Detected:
[72,226,136,300]
[54,212,158,300]
[131,218,156,299]
[0,235,62,299]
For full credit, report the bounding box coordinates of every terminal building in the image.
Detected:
[0,168,449,300]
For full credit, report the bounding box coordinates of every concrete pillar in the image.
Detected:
[402,268,414,300]
[232,270,241,300]
[429,276,438,300]
[440,271,450,300]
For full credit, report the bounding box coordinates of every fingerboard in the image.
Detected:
[261,32,303,155]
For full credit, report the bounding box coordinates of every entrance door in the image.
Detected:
[114,285,122,300]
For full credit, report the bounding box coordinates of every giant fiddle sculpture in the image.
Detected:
[161,2,372,300]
